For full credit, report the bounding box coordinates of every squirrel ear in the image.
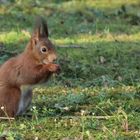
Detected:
[32,16,49,40]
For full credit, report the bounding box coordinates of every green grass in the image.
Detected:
[0,0,140,139]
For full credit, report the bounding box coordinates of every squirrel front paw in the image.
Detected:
[46,64,61,74]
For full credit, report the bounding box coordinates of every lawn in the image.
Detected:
[0,0,140,139]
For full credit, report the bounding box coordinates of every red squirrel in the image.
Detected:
[0,17,60,117]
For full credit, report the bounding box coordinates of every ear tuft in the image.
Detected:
[32,16,49,39]
[41,17,49,38]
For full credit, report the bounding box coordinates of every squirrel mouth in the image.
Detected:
[42,59,55,65]
[42,59,50,65]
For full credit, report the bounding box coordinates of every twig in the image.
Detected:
[47,115,121,120]
[0,50,18,56]
[0,117,15,120]
[82,115,117,119]
[57,45,86,49]
[0,50,18,55]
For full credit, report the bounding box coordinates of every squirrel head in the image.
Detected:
[28,16,57,65]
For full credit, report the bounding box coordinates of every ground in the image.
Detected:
[0,0,140,139]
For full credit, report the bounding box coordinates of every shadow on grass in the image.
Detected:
[0,39,139,87]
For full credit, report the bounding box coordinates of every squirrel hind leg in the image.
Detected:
[16,87,32,116]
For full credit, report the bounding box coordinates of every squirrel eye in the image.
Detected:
[41,47,47,53]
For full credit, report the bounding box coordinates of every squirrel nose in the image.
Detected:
[53,55,57,62]
[48,54,57,63]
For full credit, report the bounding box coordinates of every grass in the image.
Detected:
[0,0,140,139]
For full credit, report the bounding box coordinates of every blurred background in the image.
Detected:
[0,0,140,139]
